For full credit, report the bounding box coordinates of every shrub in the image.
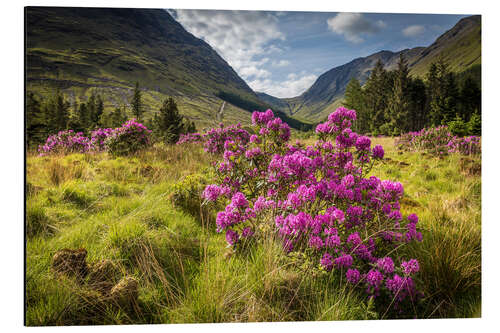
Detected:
[177,122,250,155]
[105,119,152,156]
[90,128,115,151]
[448,115,468,137]
[171,173,219,223]
[38,130,92,155]
[396,126,480,156]
[201,107,424,311]
[467,112,481,136]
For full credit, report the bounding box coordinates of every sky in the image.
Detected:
[167,10,469,98]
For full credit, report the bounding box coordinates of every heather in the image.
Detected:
[26,110,481,325]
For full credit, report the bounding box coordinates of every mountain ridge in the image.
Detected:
[258,15,481,123]
[26,7,295,128]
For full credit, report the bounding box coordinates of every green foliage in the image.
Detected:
[386,54,411,134]
[340,57,481,136]
[153,97,185,144]
[344,78,367,133]
[26,92,47,147]
[448,114,469,137]
[106,121,152,156]
[131,81,143,121]
[171,172,216,222]
[467,111,481,136]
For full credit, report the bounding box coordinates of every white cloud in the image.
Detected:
[272,59,290,67]
[170,9,285,81]
[402,25,426,37]
[327,13,386,43]
[249,73,318,98]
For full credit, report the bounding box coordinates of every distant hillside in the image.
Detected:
[409,15,481,76]
[26,7,309,129]
[259,15,481,124]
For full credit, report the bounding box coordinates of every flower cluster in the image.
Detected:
[105,119,152,156]
[201,107,423,307]
[90,128,115,151]
[447,135,481,155]
[396,126,481,156]
[38,130,92,155]
[38,119,152,156]
[177,132,204,145]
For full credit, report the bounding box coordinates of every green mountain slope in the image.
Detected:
[26,7,304,129]
[409,15,481,76]
[259,15,481,124]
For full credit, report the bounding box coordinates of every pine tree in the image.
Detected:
[92,94,104,126]
[109,106,127,128]
[67,100,84,133]
[364,60,392,134]
[26,92,47,147]
[408,77,427,131]
[78,102,91,133]
[467,110,481,136]
[459,76,481,121]
[428,59,459,126]
[386,54,411,135]
[344,78,368,133]
[156,97,184,143]
[131,81,143,121]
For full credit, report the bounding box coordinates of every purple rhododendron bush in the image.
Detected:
[185,108,425,313]
[395,126,481,156]
[38,119,152,156]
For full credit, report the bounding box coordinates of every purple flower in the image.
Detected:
[225,229,239,245]
[308,236,324,249]
[366,269,384,288]
[231,192,248,209]
[372,145,385,159]
[376,257,395,274]
[320,253,333,271]
[401,259,420,275]
[241,227,254,238]
[346,268,361,284]
[334,254,353,268]
[355,136,371,151]
[203,184,222,201]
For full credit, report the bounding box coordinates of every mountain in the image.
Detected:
[259,15,481,124]
[26,7,308,129]
[408,15,481,76]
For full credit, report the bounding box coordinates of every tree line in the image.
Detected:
[26,82,196,148]
[343,56,481,136]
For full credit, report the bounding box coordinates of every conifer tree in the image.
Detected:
[92,94,104,126]
[386,54,411,135]
[155,97,184,143]
[131,81,143,121]
[459,76,481,121]
[364,60,391,134]
[344,78,367,133]
[428,59,459,126]
[26,92,47,147]
[407,77,428,131]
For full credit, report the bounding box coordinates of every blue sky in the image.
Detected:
[168,10,469,98]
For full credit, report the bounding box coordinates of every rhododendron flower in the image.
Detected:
[346,268,361,284]
[376,257,395,274]
[225,229,239,245]
[401,259,420,275]
[320,253,333,271]
[334,254,353,268]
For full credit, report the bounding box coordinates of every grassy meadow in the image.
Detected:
[25,136,481,325]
